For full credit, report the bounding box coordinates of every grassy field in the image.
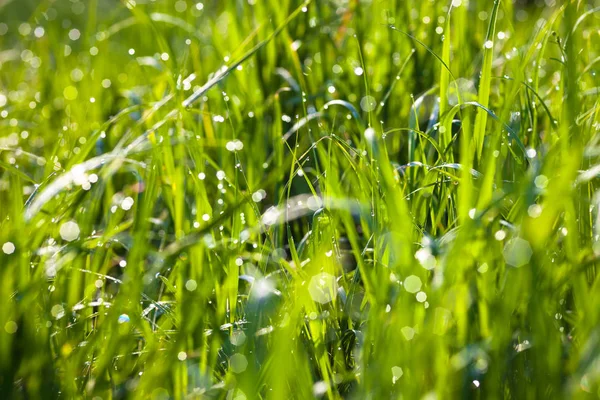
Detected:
[1,0,599,398]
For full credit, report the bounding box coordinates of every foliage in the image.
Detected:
[1,0,600,398]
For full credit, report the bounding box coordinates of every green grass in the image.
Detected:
[1,0,600,398]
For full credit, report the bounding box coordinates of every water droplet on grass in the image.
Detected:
[401,326,415,340]
[231,330,246,346]
[52,304,65,319]
[364,127,376,142]
[185,280,197,291]
[262,207,280,226]
[226,140,244,151]
[494,230,506,241]
[308,273,338,304]
[230,353,248,373]
[360,96,376,112]
[34,26,45,38]
[60,221,80,242]
[503,238,532,267]
[534,175,548,189]
[68,29,80,41]
[313,381,328,397]
[392,366,403,384]
[415,248,436,270]
[4,321,17,334]
[121,197,134,211]
[528,204,542,218]
[403,275,422,293]
[2,242,15,254]
[63,86,78,100]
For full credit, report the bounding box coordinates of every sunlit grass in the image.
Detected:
[1,0,600,398]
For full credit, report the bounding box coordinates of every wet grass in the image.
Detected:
[1,0,600,398]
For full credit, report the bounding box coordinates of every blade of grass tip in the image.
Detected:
[523,4,581,254]
[120,17,268,153]
[434,4,457,246]
[518,8,563,148]
[566,6,600,46]
[438,5,452,159]
[376,48,415,116]
[407,94,421,190]
[473,0,500,161]
[559,0,583,261]
[368,128,414,277]
[0,161,36,184]
[457,110,475,225]
[388,24,460,167]
[388,25,457,84]
[437,4,475,227]
[355,35,372,128]
[181,0,312,109]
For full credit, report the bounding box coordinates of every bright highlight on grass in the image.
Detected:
[0,0,599,398]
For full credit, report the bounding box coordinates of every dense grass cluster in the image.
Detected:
[1,0,600,398]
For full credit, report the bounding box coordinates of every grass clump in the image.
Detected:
[1,0,600,398]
